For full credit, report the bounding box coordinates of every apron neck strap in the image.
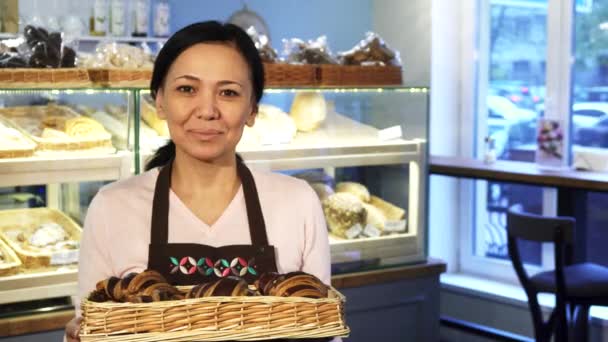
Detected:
[151,158,269,246]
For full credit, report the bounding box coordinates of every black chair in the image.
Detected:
[506,204,608,342]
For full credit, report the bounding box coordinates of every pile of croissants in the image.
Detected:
[87,270,329,303]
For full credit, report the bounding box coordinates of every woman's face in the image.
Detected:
[155,42,256,163]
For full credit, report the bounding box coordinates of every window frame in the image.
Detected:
[457,0,575,283]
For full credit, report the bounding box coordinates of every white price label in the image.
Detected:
[362,224,381,238]
[345,223,363,239]
[384,220,407,232]
[378,125,403,141]
[50,249,79,265]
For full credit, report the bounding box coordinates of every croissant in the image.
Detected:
[187,276,253,298]
[89,270,180,303]
[260,271,329,299]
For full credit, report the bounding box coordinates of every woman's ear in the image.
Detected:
[155,89,167,120]
[245,104,257,127]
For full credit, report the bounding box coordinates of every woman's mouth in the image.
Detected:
[188,129,224,141]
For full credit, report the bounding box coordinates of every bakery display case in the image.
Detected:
[139,86,429,273]
[0,87,134,307]
[0,86,429,318]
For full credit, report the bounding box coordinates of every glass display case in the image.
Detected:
[139,86,430,274]
[0,85,429,312]
[0,88,134,309]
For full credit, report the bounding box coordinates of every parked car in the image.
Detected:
[576,116,608,148]
[490,83,544,110]
[487,95,538,148]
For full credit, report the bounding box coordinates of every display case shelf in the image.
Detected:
[0,267,76,304]
[0,151,133,187]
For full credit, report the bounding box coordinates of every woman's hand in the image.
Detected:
[65,316,82,342]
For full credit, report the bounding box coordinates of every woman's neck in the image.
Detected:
[170,149,240,201]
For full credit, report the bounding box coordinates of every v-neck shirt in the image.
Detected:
[75,166,331,315]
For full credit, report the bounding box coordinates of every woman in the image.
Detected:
[65,21,332,341]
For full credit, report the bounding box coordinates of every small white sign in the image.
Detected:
[50,249,79,265]
[362,224,381,238]
[378,125,403,141]
[345,223,363,239]
[384,220,407,233]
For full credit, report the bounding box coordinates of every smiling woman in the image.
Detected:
[64,21,335,342]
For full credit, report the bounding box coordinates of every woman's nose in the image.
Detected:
[195,92,219,120]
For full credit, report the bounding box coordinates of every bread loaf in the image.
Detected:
[322,193,366,239]
[335,181,370,202]
[289,92,327,132]
[369,195,405,220]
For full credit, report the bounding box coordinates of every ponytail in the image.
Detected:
[145,141,175,171]
[144,140,245,171]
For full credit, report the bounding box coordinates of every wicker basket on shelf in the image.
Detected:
[80,286,349,341]
[87,68,153,88]
[319,65,402,86]
[264,63,319,87]
[0,68,91,88]
[0,237,22,277]
[0,208,82,269]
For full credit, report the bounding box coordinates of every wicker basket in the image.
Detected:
[319,65,402,86]
[264,63,318,87]
[0,208,82,269]
[0,105,114,152]
[0,237,22,277]
[88,68,152,88]
[80,286,349,341]
[0,116,37,158]
[0,68,91,88]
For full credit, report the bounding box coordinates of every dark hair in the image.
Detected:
[145,21,265,171]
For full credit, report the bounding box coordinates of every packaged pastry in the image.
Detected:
[0,104,113,152]
[289,92,327,132]
[245,26,278,63]
[282,36,338,65]
[79,42,154,68]
[0,118,37,158]
[362,202,386,233]
[335,181,371,203]
[322,193,366,239]
[0,25,79,68]
[0,208,82,268]
[338,32,402,67]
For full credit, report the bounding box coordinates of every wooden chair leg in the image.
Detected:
[573,305,590,342]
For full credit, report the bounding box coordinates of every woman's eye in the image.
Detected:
[177,85,195,93]
[220,89,239,97]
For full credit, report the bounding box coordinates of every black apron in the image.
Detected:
[147,158,331,341]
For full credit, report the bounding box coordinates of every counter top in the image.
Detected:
[0,259,446,337]
[430,155,608,192]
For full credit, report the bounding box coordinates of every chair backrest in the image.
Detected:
[506,204,575,244]
[506,205,576,342]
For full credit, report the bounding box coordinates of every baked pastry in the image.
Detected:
[243,104,296,145]
[64,117,109,139]
[186,276,252,297]
[289,92,327,132]
[335,182,370,202]
[369,195,405,221]
[310,182,334,201]
[89,270,181,303]
[362,202,386,233]
[141,95,170,137]
[257,271,328,298]
[322,193,366,239]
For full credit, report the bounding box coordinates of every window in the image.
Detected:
[455,0,608,281]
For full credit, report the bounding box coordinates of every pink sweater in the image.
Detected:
[76,167,331,314]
